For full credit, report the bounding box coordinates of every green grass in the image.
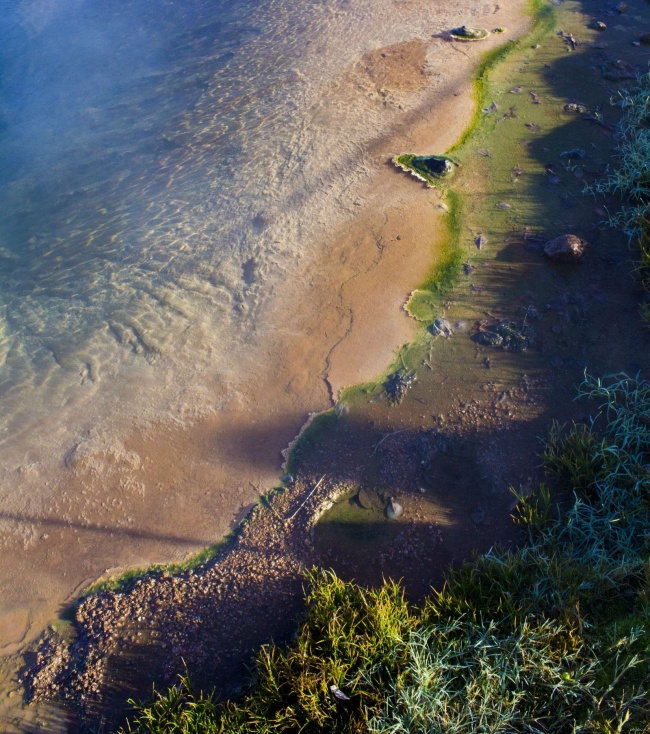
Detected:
[120,373,650,733]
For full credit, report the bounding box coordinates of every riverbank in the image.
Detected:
[10,0,650,727]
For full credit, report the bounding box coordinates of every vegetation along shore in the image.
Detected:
[8,0,650,729]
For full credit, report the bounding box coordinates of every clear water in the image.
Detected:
[0,0,467,479]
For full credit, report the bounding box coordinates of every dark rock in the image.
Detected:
[593,20,607,30]
[560,148,586,159]
[564,101,589,113]
[384,370,416,405]
[544,234,589,263]
[471,506,486,525]
[494,320,534,352]
[602,59,636,81]
[476,331,504,347]
[640,33,650,45]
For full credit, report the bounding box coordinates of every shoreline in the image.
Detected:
[0,1,537,729]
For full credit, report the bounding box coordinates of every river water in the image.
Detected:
[0,0,459,479]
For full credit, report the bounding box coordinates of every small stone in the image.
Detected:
[386,499,403,519]
[593,20,606,30]
[476,331,504,347]
[602,59,636,81]
[564,101,589,113]
[357,488,376,509]
[475,233,487,250]
[543,234,589,263]
[496,202,512,210]
[432,318,453,337]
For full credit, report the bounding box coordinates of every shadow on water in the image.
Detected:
[0,512,211,547]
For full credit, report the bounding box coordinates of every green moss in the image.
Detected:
[404,189,463,323]
[79,535,235,601]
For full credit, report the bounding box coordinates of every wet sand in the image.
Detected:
[0,1,533,729]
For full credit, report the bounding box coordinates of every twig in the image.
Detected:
[372,429,409,454]
[285,475,326,522]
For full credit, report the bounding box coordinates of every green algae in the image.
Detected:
[393,153,459,186]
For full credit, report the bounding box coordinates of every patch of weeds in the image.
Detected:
[542,422,611,498]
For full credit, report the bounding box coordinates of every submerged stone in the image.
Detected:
[602,59,636,81]
[450,25,490,41]
[474,319,535,352]
[544,234,588,263]
[432,318,453,337]
[476,331,504,347]
[411,155,455,179]
[386,499,403,519]
[384,370,416,405]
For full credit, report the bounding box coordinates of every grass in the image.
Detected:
[120,373,650,733]
[587,71,650,327]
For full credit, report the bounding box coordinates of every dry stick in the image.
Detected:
[372,429,409,454]
[284,475,326,522]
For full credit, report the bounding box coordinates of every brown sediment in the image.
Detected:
[0,1,537,729]
[357,39,430,93]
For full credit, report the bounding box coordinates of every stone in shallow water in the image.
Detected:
[450,25,490,41]
[386,499,403,519]
[357,487,380,510]
[476,331,504,347]
[384,370,416,405]
[412,155,455,179]
[544,234,588,263]
[432,318,453,337]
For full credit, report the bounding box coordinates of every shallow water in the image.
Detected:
[0,0,466,477]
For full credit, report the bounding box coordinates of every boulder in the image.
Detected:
[544,234,588,263]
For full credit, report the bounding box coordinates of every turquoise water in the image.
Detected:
[0,0,475,477]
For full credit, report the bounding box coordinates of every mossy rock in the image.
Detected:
[394,154,458,187]
[450,26,490,41]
